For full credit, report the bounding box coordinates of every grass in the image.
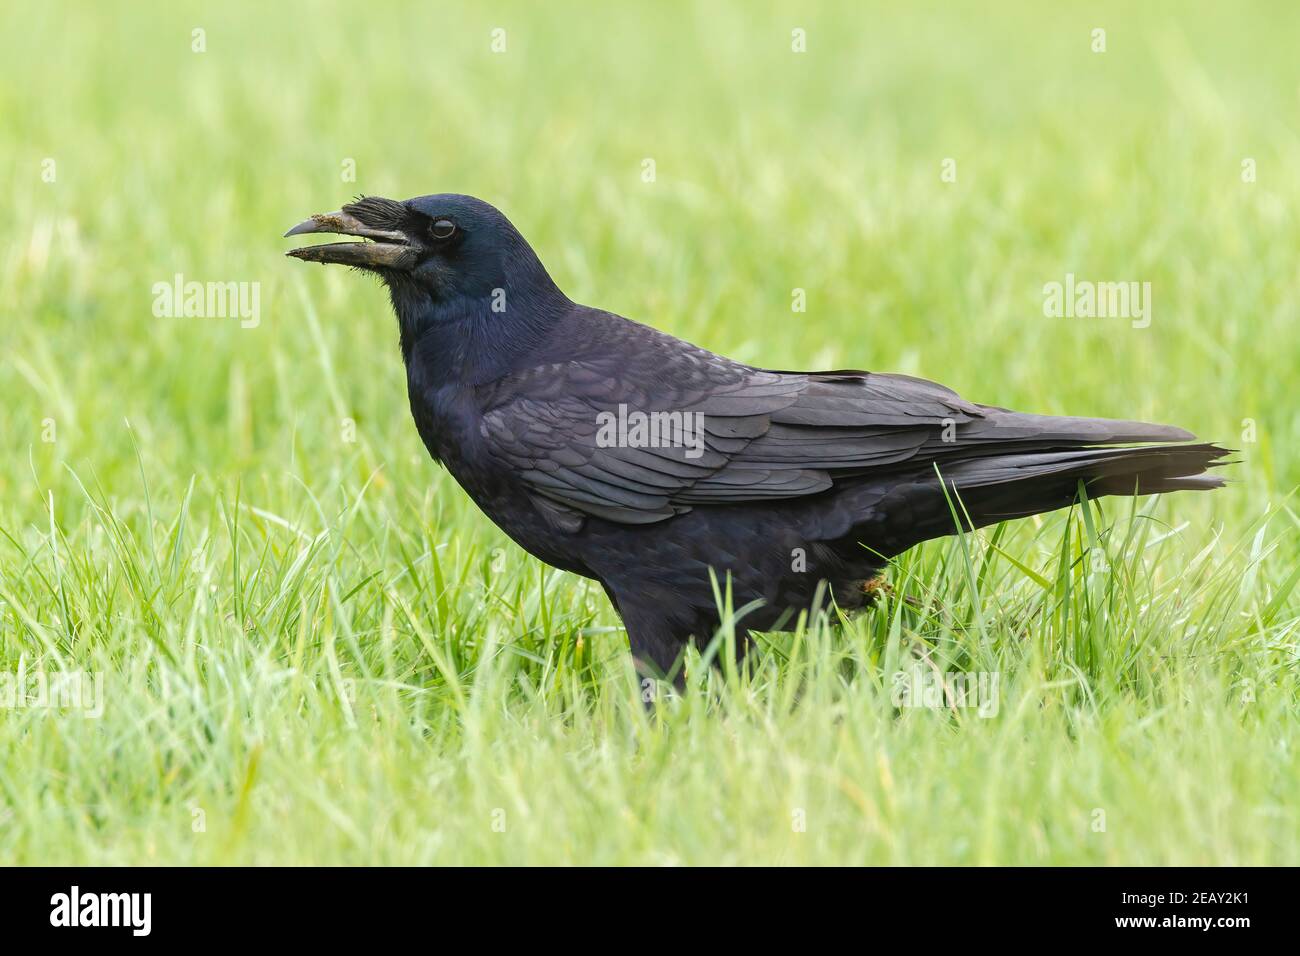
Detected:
[1,0,1298,864]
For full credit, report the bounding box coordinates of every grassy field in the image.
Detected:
[2,1,1298,865]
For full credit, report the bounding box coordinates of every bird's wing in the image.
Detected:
[476,321,987,526]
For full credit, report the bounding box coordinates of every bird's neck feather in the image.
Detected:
[392,278,570,388]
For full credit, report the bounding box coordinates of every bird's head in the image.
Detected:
[286,193,568,359]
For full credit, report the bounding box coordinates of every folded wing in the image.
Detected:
[477,315,1216,529]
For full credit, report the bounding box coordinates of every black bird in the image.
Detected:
[286,194,1227,682]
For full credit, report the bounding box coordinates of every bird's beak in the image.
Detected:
[284,210,413,268]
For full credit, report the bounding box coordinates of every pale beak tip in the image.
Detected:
[284,219,319,238]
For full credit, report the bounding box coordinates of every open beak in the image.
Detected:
[284,209,414,268]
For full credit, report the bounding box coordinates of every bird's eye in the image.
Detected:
[429,218,457,240]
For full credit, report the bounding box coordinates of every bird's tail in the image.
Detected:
[868,414,1230,556]
[937,441,1229,521]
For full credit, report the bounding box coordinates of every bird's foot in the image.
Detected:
[861,575,894,604]
[862,575,933,612]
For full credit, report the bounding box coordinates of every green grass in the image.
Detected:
[1,0,1298,864]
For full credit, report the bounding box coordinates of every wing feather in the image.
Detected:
[474,313,1191,528]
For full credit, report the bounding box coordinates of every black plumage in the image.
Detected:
[286,194,1228,681]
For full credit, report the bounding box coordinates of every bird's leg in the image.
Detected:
[616,601,688,697]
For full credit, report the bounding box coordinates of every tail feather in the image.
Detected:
[942,442,1229,522]
[927,407,1197,450]
[867,417,1230,556]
